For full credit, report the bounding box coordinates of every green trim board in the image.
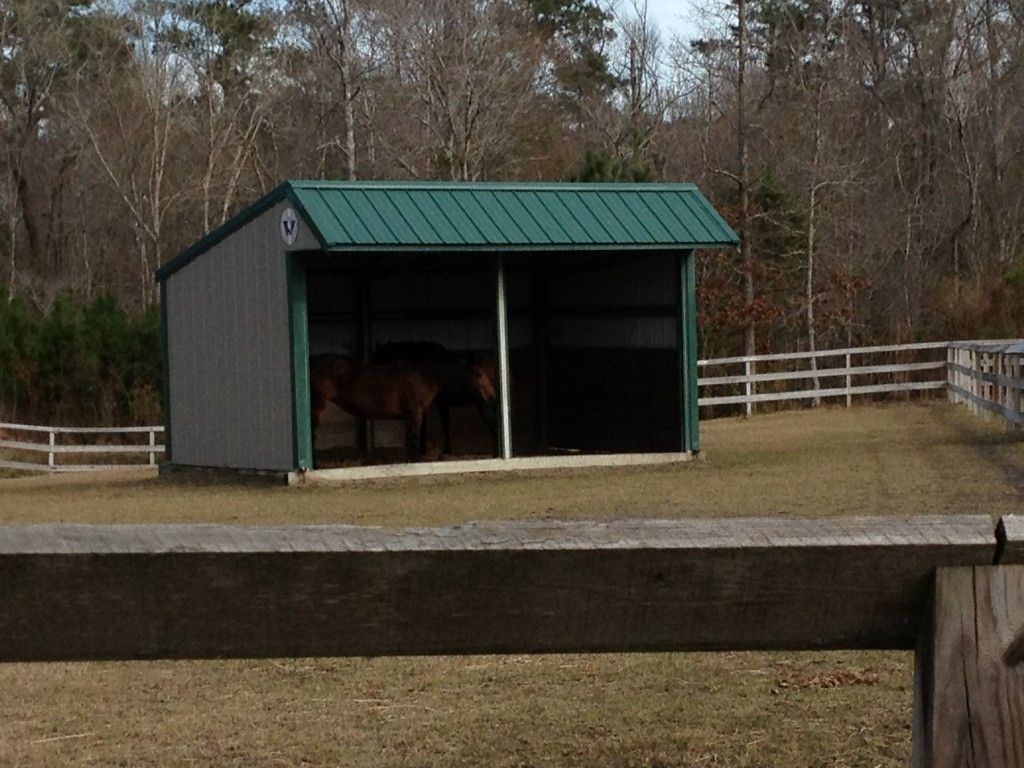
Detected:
[287,255,313,470]
[159,280,172,463]
[679,250,700,453]
[156,181,739,283]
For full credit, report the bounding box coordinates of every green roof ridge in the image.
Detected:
[287,179,701,191]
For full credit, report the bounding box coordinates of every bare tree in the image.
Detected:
[65,1,191,308]
[364,0,549,180]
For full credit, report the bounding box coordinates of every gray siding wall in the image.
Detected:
[165,202,299,470]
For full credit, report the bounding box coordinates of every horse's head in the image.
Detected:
[467,352,497,403]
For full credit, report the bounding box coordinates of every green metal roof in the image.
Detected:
[157,180,738,282]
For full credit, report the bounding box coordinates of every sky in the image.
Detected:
[644,0,698,40]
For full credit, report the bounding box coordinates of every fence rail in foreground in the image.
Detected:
[0,423,164,473]
[0,515,1019,768]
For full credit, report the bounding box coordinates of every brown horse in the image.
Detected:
[309,354,440,462]
[374,342,498,456]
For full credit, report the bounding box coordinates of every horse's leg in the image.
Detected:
[439,399,453,456]
[478,400,499,457]
[310,391,326,468]
[419,407,429,457]
[404,410,424,461]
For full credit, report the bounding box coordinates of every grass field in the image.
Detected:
[0,402,1020,767]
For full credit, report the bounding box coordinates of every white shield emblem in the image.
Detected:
[280,208,299,246]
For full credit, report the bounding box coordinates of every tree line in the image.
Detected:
[2,0,1023,423]
[0,291,161,424]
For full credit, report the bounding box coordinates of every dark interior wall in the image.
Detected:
[307,269,357,355]
[306,258,512,457]
[540,254,682,453]
[304,253,683,460]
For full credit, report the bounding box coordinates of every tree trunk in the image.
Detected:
[338,0,357,181]
[807,85,823,405]
[737,0,755,360]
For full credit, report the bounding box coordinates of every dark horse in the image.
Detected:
[374,342,498,456]
[309,354,440,461]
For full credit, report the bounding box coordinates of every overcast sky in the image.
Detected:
[643,0,697,40]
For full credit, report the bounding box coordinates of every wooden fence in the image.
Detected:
[0,515,1019,767]
[1,339,1020,474]
[698,341,954,416]
[947,340,1024,429]
[0,423,165,473]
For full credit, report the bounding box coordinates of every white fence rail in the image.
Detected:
[947,341,1024,428]
[697,341,954,415]
[0,423,164,473]
[1,339,1020,474]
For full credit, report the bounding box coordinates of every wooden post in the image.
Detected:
[530,265,549,453]
[1003,353,1012,426]
[354,276,373,454]
[47,430,56,472]
[744,359,753,417]
[495,254,513,459]
[980,353,990,418]
[954,347,961,404]
[913,565,1024,768]
[972,349,981,415]
[679,250,700,453]
[149,430,156,466]
[946,346,954,404]
[845,352,853,408]
[1013,354,1022,429]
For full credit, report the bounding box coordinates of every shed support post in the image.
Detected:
[354,275,373,454]
[912,565,1024,768]
[530,265,549,453]
[495,254,513,460]
[679,250,700,453]
[287,255,313,471]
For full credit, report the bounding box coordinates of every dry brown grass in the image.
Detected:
[0,402,1020,767]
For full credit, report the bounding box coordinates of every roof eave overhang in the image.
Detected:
[154,181,740,283]
[155,183,327,283]
[319,242,739,253]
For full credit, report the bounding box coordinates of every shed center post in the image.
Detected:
[354,274,374,453]
[495,254,513,460]
[679,249,700,454]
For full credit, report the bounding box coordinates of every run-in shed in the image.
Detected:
[156,181,738,481]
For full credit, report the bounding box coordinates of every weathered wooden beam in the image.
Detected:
[0,516,997,663]
[914,566,1024,768]
[998,515,1024,564]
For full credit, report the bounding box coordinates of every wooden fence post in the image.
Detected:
[47,430,56,472]
[744,360,753,417]
[960,347,967,405]
[845,352,852,408]
[1003,353,1012,425]
[913,565,1024,768]
[946,346,954,404]
[1013,354,1022,429]
[974,349,981,413]
[149,430,157,466]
